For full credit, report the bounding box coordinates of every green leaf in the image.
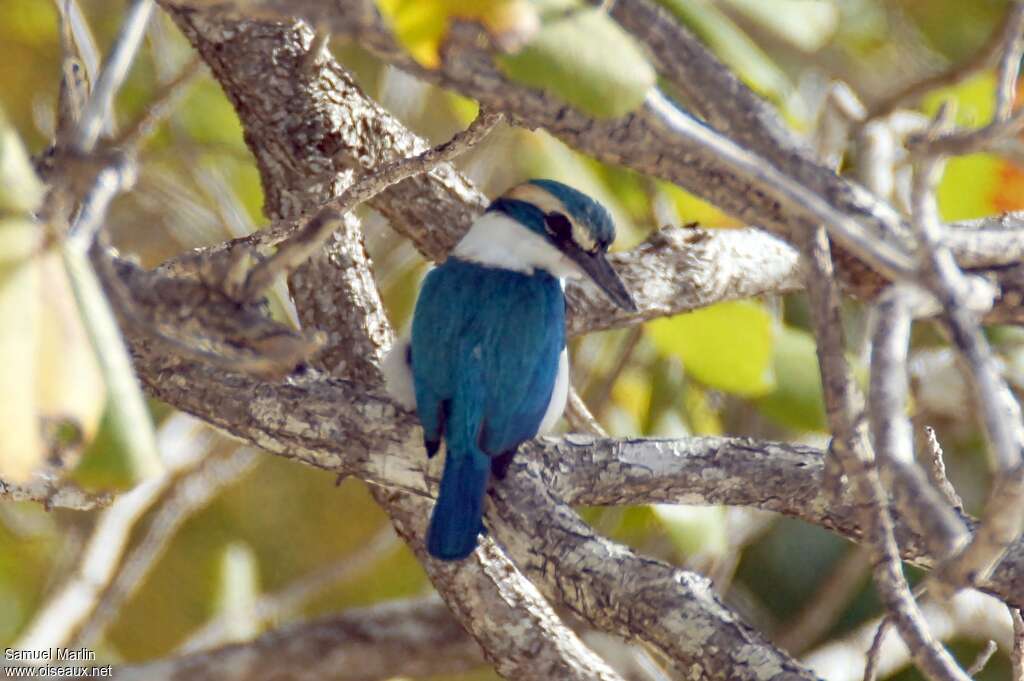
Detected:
[755,326,826,431]
[497,7,656,118]
[921,73,1004,222]
[936,153,1002,222]
[63,246,162,484]
[646,300,775,397]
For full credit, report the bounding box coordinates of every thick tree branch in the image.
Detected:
[157,0,1024,323]
[376,486,625,681]
[57,3,1024,679]
[104,274,1024,609]
[490,462,821,681]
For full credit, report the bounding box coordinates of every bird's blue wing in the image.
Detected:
[472,273,564,455]
[410,265,463,456]
[410,260,565,458]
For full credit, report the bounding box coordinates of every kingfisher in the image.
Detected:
[384,179,636,561]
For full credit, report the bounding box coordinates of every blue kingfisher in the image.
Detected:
[385,179,636,560]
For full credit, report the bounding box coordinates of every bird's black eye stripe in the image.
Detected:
[543,212,573,241]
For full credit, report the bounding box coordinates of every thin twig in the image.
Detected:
[73,0,155,152]
[808,589,1011,681]
[814,81,867,171]
[862,584,933,681]
[922,426,965,512]
[65,153,134,247]
[564,388,608,437]
[910,10,1024,157]
[910,109,1024,157]
[911,116,1024,597]
[75,447,260,647]
[799,221,969,681]
[862,614,892,681]
[14,415,211,651]
[0,473,113,511]
[178,526,399,652]
[1012,608,1024,681]
[240,109,503,300]
[54,0,90,146]
[994,5,1024,122]
[114,56,203,151]
[869,288,969,560]
[965,640,998,677]
[53,0,100,92]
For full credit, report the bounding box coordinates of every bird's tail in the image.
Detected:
[427,445,490,561]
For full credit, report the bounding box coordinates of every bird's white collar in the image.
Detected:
[452,211,583,279]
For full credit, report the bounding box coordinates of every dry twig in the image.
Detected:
[113,56,203,151]
[75,446,259,647]
[73,0,154,151]
[965,640,998,677]
[15,415,209,651]
[1013,608,1024,681]
[911,116,1024,597]
[799,221,968,681]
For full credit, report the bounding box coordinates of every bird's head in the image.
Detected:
[484,179,637,311]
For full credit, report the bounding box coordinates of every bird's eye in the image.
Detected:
[544,212,573,241]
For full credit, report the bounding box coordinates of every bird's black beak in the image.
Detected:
[568,247,637,312]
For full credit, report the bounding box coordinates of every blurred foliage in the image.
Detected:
[495,2,655,118]
[0,1,1021,680]
[658,0,792,101]
[646,300,775,398]
[0,110,46,482]
[378,0,656,117]
[377,0,539,68]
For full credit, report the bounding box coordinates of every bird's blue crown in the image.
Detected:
[486,178,615,252]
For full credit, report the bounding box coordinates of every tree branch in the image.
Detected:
[97,267,1024,611]
[490,460,821,681]
[111,597,485,681]
[0,473,112,511]
[156,0,1024,323]
[163,12,627,680]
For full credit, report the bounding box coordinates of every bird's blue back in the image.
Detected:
[411,258,565,559]
[411,258,565,455]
